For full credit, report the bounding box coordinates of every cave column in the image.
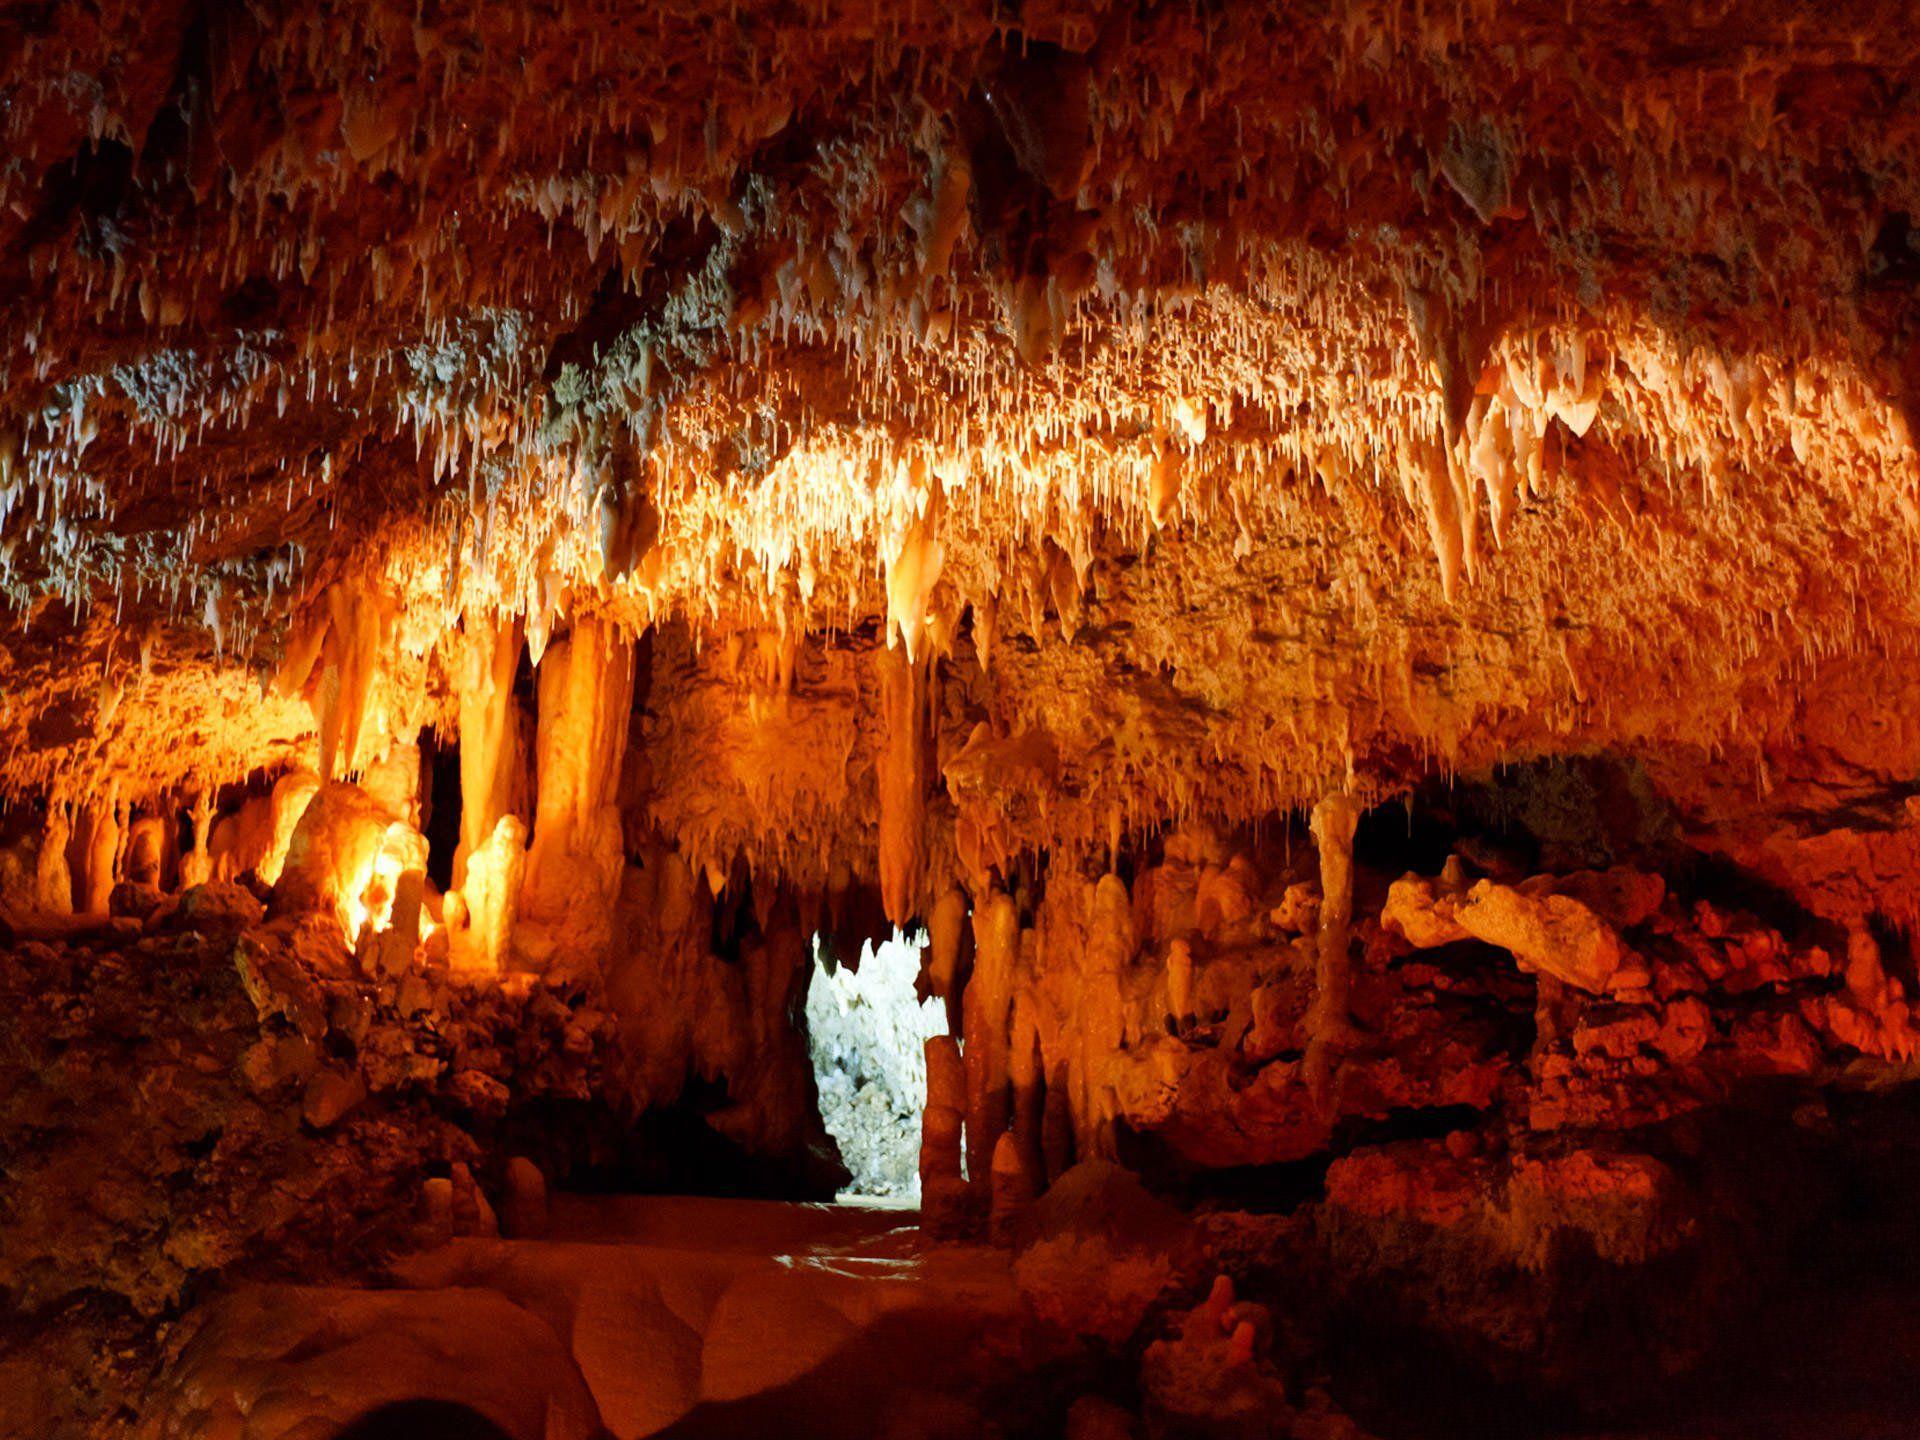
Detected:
[453,613,524,889]
[1305,792,1360,1108]
[963,888,1019,1186]
[875,645,931,926]
[1074,873,1135,1160]
[519,613,635,970]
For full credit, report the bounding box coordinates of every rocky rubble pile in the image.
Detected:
[0,886,616,1437]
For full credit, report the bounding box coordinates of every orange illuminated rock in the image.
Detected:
[1385,873,1631,994]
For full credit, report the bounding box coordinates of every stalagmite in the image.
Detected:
[1165,936,1195,1033]
[1008,1004,1047,1192]
[963,888,1019,1186]
[34,807,73,916]
[212,794,279,882]
[920,1033,968,1232]
[77,792,121,916]
[1304,793,1360,1108]
[273,781,414,944]
[989,1131,1036,1243]
[257,771,322,886]
[179,791,214,889]
[519,615,634,968]
[452,815,527,976]
[1042,1061,1075,1184]
[123,813,166,887]
[454,615,524,889]
[358,828,430,979]
[875,646,930,927]
[503,1158,550,1239]
[360,740,423,828]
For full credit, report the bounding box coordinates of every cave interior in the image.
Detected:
[3,2,1920,1437]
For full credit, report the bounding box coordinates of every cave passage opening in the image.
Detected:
[805,926,949,1203]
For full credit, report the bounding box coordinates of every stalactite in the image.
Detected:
[315,582,392,781]
[884,505,944,664]
[926,884,969,1034]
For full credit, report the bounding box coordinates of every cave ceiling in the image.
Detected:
[3,0,1920,884]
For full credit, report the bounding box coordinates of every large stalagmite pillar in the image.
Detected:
[875,645,930,926]
[1305,792,1360,1107]
[453,614,524,890]
[520,615,635,969]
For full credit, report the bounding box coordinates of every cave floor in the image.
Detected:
[388,1194,1029,1439]
[150,1195,1021,1440]
[139,1189,1920,1440]
[1558,1275,1920,1440]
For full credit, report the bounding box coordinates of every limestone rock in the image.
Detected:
[1384,873,1631,994]
[301,1067,366,1129]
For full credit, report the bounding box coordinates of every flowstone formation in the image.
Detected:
[3,1,1920,1437]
